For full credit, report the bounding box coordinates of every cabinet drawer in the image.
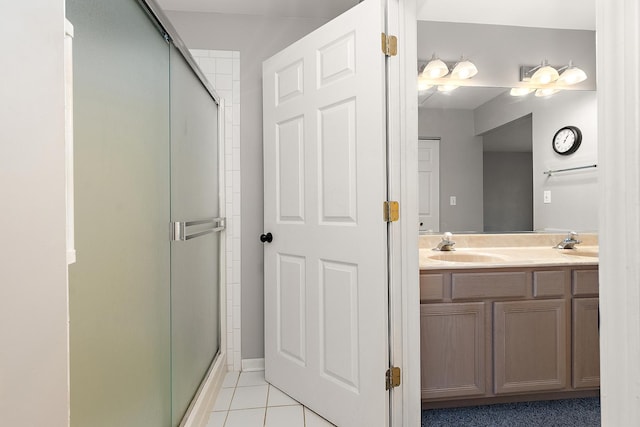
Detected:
[572,269,599,296]
[420,273,447,302]
[533,270,566,298]
[452,272,528,300]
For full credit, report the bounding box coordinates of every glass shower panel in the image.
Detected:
[169,44,221,426]
[66,0,171,426]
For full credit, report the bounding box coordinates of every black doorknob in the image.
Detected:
[260,232,273,243]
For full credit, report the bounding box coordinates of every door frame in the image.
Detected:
[403,1,640,426]
[597,0,640,424]
[388,0,421,425]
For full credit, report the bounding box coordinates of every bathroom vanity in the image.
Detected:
[419,234,600,408]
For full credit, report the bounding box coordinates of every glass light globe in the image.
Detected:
[558,66,587,85]
[422,58,449,79]
[451,60,478,80]
[531,63,559,85]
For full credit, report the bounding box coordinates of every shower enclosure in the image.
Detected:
[66,0,224,425]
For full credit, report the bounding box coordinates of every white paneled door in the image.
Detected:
[262,0,389,425]
[418,138,440,233]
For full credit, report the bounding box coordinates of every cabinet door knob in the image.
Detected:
[260,232,273,243]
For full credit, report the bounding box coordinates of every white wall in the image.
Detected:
[418,109,484,232]
[164,11,329,359]
[0,2,69,426]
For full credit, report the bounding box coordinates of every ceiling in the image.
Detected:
[417,0,595,31]
[156,0,359,18]
[157,0,595,30]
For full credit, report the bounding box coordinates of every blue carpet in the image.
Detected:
[422,398,600,427]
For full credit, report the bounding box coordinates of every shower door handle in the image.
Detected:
[170,217,226,241]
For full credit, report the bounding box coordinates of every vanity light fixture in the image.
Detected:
[417,55,478,92]
[422,54,449,79]
[530,60,559,85]
[511,60,588,97]
[557,61,587,85]
[450,58,478,80]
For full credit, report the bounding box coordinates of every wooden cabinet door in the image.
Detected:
[493,299,568,394]
[421,303,486,399]
[573,298,600,388]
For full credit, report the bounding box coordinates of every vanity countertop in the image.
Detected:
[419,233,598,270]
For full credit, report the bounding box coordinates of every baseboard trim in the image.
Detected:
[241,358,265,372]
[181,352,227,427]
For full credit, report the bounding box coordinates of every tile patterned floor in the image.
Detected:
[206,370,336,427]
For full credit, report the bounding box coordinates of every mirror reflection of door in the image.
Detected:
[482,115,533,232]
[418,138,440,232]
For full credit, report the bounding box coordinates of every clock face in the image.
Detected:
[553,126,582,155]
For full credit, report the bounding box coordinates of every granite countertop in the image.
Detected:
[419,233,599,270]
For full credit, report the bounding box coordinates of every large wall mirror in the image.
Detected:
[416,18,598,234]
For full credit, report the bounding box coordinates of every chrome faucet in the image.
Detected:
[555,231,582,249]
[434,232,456,251]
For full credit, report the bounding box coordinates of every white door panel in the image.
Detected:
[418,139,440,232]
[263,1,389,425]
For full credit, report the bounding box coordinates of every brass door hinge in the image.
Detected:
[381,33,398,57]
[383,201,399,222]
[386,366,401,390]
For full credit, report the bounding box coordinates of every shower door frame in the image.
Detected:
[174,96,227,427]
[137,1,229,425]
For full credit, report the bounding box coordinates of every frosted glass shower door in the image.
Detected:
[169,44,222,426]
[67,0,172,425]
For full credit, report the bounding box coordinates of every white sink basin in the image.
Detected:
[428,252,508,263]
[561,250,599,258]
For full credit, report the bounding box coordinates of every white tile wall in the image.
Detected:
[190,49,242,372]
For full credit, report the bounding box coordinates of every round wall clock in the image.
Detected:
[552,125,582,155]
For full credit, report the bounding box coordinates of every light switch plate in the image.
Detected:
[543,190,551,204]
[450,196,457,206]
